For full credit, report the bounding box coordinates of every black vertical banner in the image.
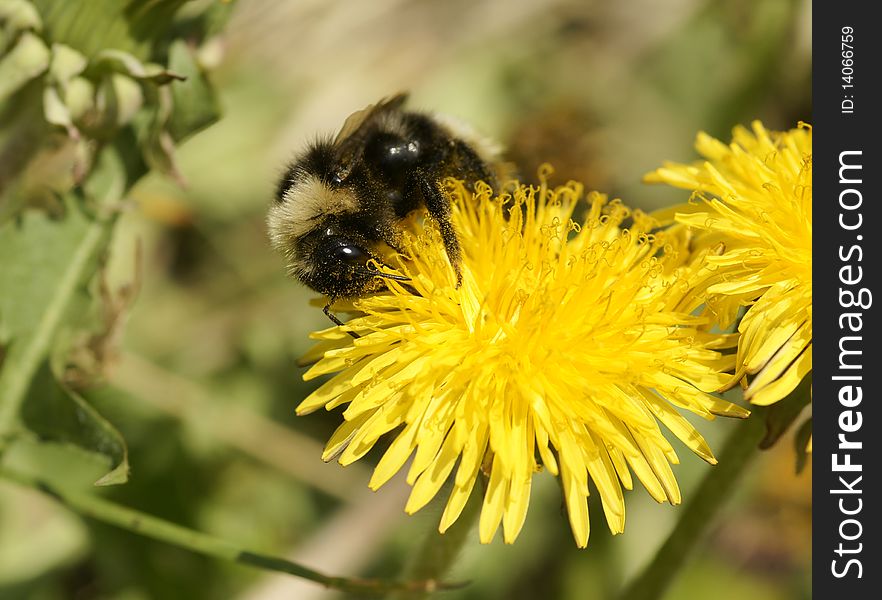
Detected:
[814,3,880,597]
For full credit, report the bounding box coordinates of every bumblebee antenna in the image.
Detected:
[359,266,420,296]
[360,260,411,282]
[365,269,411,282]
[323,303,360,339]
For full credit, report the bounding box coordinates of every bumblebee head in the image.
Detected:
[268,140,386,298]
[290,220,387,298]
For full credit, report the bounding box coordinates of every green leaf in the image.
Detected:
[64,75,94,120]
[43,44,88,137]
[85,72,145,140]
[0,200,94,431]
[83,139,137,202]
[144,126,184,184]
[167,39,221,141]
[132,86,184,184]
[0,0,43,32]
[0,31,50,102]
[0,0,42,55]
[42,84,75,134]
[29,0,189,60]
[103,73,144,128]
[20,362,129,485]
[47,42,88,86]
[94,48,185,84]
[0,201,90,341]
[0,147,128,436]
[1,434,120,491]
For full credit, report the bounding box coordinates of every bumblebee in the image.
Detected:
[267,93,508,323]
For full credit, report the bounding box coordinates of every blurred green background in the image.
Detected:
[1,0,811,599]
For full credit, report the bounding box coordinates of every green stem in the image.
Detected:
[617,414,766,600]
[393,483,483,600]
[0,466,459,597]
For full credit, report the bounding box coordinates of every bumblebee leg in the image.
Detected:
[323,303,360,339]
[418,174,463,287]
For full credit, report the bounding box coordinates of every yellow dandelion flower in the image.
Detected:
[645,122,812,409]
[297,172,748,547]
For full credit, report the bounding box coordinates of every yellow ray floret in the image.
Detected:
[646,122,812,413]
[298,171,748,547]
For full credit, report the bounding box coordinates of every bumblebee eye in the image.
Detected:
[333,244,368,264]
